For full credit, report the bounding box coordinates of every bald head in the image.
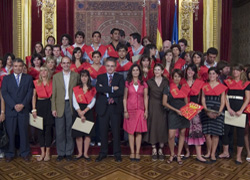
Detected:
[163,40,172,52]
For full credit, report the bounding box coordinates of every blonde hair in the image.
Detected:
[37,65,52,86]
[232,64,247,85]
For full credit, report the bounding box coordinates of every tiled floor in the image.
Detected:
[0,155,250,180]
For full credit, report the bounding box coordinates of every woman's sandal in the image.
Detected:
[135,153,141,162]
[218,153,230,159]
[246,157,250,162]
[167,155,176,164]
[177,156,183,165]
[130,153,135,161]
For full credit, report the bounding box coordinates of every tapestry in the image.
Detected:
[74,0,158,45]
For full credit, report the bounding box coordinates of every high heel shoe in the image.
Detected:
[135,153,140,162]
[130,154,135,161]
[177,155,183,165]
[167,155,176,164]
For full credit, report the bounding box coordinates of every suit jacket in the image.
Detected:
[1,73,33,117]
[96,73,125,116]
[51,71,80,118]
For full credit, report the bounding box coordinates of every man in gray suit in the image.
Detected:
[51,56,80,161]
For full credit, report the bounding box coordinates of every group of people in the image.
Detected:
[0,28,250,166]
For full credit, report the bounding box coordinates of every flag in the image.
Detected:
[141,2,147,38]
[156,0,162,51]
[172,2,178,44]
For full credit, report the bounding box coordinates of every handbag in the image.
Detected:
[0,122,9,148]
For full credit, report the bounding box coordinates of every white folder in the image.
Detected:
[224,111,246,128]
[72,117,94,134]
[29,113,43,130]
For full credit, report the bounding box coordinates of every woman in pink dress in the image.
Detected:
[123,64,148,162]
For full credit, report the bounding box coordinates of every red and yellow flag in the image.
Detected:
[156,0,162,51]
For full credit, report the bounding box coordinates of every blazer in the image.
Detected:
[51,71,80,118]
[96,73,125,116]
[1,73,33,117]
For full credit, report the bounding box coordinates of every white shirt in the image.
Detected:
[72,92,96,110]
[14,73,22,86]
[204,60,217,68]
[63,71,71,100]
[133,84,139,92]
[132,45,144,56]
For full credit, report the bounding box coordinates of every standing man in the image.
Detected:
[95,57,125,162]
[66,31,87,60]
[178,38,188,59]
[204,47,218,68]
[127,32,144,62]
[84,31,107,64]
[2,58,33,162]
[51,56,80,161]
[159,40,172,60]
[105,28,122,59]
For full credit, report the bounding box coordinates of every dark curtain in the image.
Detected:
[0,0,13,56]
[57,0,75,45]
[193,0,203,52]
[31,0,42,53]
[220,0,232,62]
[161,0,176,41]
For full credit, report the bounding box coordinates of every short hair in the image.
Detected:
[171,68,183,79]
[46,56,57,64]
[75,31,85,39]
[170,44,181,52]
[217,60,229,72]
[3,53,15,67]
[178,38,188,46]
[154,63,164,71]
[185,63,198,80]
[92,31,101,38]
[119,29,125,37]
[130,32,141,43]
[47,36,55,43]
[13,58,24,65]
[72,47,83,64]
[207,47,218,56]
[110,28,120,35]
[60,34,72,45]
[105,57,116,66]
[92,50,102,58]
[117,44,128,51]
[208,67,219,74]
[53,44,61,51]
[31,53,44,67]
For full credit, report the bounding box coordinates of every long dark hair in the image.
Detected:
[126,64,144,85]
[139,55,151,70]
[162,49,175,72]
[3,53,15,67]
[185,63,197,80]
[31,53,44,67]
[142,44,157,63]
[33,42,44,55]
[79,70,92,90]
[72,47,83,64]
[191,51,204,67]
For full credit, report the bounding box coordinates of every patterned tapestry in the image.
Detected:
[74,0,158,45]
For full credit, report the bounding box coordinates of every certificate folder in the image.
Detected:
[224,111,246,128]
[29,113,43,130]
[72,117,94,134]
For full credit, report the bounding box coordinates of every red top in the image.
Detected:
[198,66,209,82]
[73,86,96,104]
[106,44,119,58]
[142,69,154,82]
[116,61,133,72]
[66,44,87,56]
[85,45,107,60]
[28,67,40,80]
[224,79,250,90]
[202,83,227,96]
[25,56,32,67]
[34,80,53,98]
[169,83,187,98]
[127,46,144,61]
[85,64,107,79]
[174,58,186,70]
[181,79,204,97]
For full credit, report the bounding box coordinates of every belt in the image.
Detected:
[37,98,50,100]
[227,95,243,100]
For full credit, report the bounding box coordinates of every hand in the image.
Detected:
[15,104,24,112]
[52,110,57,117]
[235,110,243,117]
[124,112,129,119]
[99,84,103,87]
[113,86,119,91]
[81,116,86,122]
[0,113,5,122]
[144,110,148,119]
[228,108,235,116]
[78,110,85,118]
[32,111,37,119]
[176,110,182,116]
[207,112,217,119]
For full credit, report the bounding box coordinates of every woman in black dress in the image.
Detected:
[72,70,96,161]
[163,69,189,165]
[219,64,250,164]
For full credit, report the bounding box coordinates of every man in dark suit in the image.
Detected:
[95,57,125,162]
[1,58,33,162]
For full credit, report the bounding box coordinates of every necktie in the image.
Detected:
[16,74,20,87]
[108,74,114,104]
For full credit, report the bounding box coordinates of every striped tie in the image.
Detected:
[108,75,114,104]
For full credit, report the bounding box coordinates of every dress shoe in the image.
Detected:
[56,156,64,162]
[5,157,14,163]
[115,156,122,162]
[95,155,107,162]
[74,155,84,161]
[23,156,30,162]
[235,160,242,165]
[196,158,211,164]
[66,155,73,161]
[83,156,91,162]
